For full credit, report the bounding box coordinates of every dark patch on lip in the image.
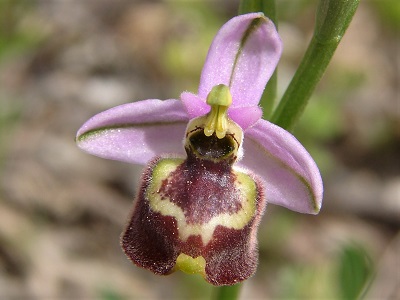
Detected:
[158,154,242,224]
[189,131,236,160]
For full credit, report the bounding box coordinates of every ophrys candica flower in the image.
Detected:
[76,13,323,286]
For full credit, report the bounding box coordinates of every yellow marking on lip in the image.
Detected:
[174,253,206,277]
[147,158,257,245]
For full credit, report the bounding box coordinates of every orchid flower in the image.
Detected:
[76,13,323,286]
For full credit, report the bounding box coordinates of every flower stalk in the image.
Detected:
[213,284,242,300]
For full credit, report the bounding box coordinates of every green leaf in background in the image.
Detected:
[338,244,373,300]
[271,0,360,131]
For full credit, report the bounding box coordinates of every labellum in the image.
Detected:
[121,85,266,285]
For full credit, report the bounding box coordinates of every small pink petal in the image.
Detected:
[180,92,210,119]
[229,106,263,130]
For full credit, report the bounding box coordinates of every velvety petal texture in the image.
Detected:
[122,152,266,286]
[76,99,188,164]
[240,120,323,214]
[198,12,282,108]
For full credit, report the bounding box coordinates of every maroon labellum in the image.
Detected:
[121,90,266,285]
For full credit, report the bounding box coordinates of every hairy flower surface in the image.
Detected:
[76,13,323,286]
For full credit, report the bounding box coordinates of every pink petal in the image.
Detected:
[228,106,263,130]
[76,99,189,164]
[180,92,210,119]
[198,13,282,107]
[239,120,323,214]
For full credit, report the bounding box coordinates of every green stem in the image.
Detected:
[239,0,277,118]
[213,284,242,300]
[271,0,360,131]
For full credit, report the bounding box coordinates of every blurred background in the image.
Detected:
[0,0,398,299]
